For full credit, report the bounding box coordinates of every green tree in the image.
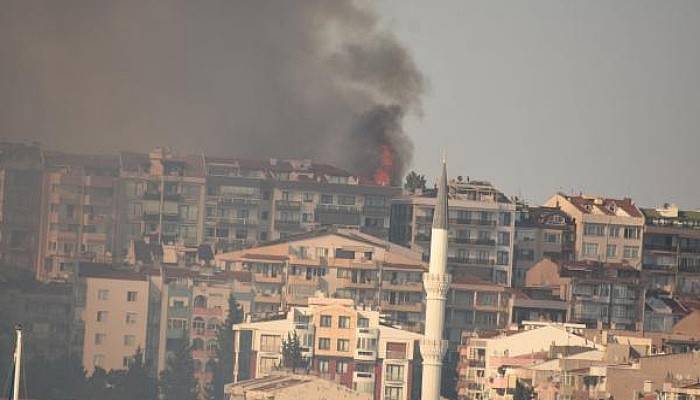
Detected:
[404,171,427,193]
[207,295,244,400]
[160,342,198,400]
[112,347,157,400]
[281,331,303,373]
[514,379,534,400]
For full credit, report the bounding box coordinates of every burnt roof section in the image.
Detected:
[432,160,448,230]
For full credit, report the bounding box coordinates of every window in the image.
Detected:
[498,212,512,226]
[318,359,329,373]
[320,194,333,205]
[583,242,599,257]
[606,245,617,258]
[259,357,278,374]
[498,231,511,246]
[386,342,407,359]
[584,223,605,236]
[337,339,350,352]
[95,333,106,345]
[193,317,206,334]
[624,226,641,240]
[544,232,560,243]
[168,318,186,329]
[126,312,137,325]
[496,251,509,266]
[260,335,281,352]
[93,354,105,368]
[609,225,621,237]
[303,192,314,202]
[358,317,369,328]
[318,338,331,350]
[336,360,349,374]
[97,289,109,300]
[339,195,355,206]
[624,246,640,259]
[335,249,355,259]
[96,311,108,322]
[338,316,350,329]
[386,364,404,381]
[124,335,136,347]
[320,315,332,327]
[385,386,403,400]
[127,291,138,302]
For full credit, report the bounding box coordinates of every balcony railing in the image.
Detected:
[450,238,496,246]
[275,200,302,210]
[449,218,497,227]
[448,257,495,266]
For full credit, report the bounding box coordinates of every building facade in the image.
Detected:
[641,204,700,296]
[525,258,645,330]
[390,178,516,286]
[0,142,42,270]
[232,297,423,400]
[513,205,575,287]
[37,152,119,281]
[544,193,644,269]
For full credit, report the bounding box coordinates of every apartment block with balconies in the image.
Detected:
[544,193,645,269]
[641,204,700,296]
[232,296,423,400]
[37,152,119,281]
[390,178,516,286]
[215,229,426,328]
[513,204,575,287]
[0,142,42,270]
[115,149,206,259]
[525,258,645,330]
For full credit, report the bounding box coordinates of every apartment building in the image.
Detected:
[641,204,700,295]
[513,205,575,287]
[73,262,150,374]
[662,381,700,400]
[232,297,423,400]
[446,275,512,345]
[390,178,516,286]
[203,157,399,250]
[0,281,73,360]
[37,152,119,281]
[544,193,644,269]
[0,142,42,270]
[115,148,206,258]
[456,323,595,400]
[510,287,568,325]
[216,229,427,332]
[525,258,645,330]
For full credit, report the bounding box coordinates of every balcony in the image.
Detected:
[255,293,283,304]
[644,243,676,252]
[274,220,303,231]
[449,218,497,227]
[218,197,260,207]
[315,205,361,226]
[450,238,496,246]
[362,205,388,217]
[380,301,423,313]
[680,247,700,254]
[642,263,675,272]
[381,280,423,292]
[254,274,283,284]
[192,307,224,317]
[275,200,302,210]
[448,257,495,266]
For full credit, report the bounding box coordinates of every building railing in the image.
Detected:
[449,218,497,227]
[448,257,495,266]
[275,200,302,210]
[450,238,496,246]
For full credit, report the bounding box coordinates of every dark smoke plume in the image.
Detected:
[0,1,424,184]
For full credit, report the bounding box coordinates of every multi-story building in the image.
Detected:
[115,148,206,259]
[73,262,150,374]
[0,142,42,270]
[390,178,516,286]
[641,204,700,296]
[0,281,73,360]
[232,296,423,400]
[662,381,700,400]
[513,205,575,287]
[215,229,428,332]
[445,275,512,345]
[544,193,644,269]
[510,287,568,325]
[456,323,595,400]
[37,152,120,281]
[203,157,399,251]
[525,258,645,330]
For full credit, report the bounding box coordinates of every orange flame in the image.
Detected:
[373,144,393,186]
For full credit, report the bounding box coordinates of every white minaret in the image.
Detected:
[420,159,451,400]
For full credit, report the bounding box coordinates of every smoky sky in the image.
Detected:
[0,0,424,182]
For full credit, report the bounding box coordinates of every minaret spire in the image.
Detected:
[421,157,451,400]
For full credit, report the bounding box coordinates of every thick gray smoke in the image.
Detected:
[0,1,424,184]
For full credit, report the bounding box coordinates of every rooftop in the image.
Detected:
[556,193,643,218]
